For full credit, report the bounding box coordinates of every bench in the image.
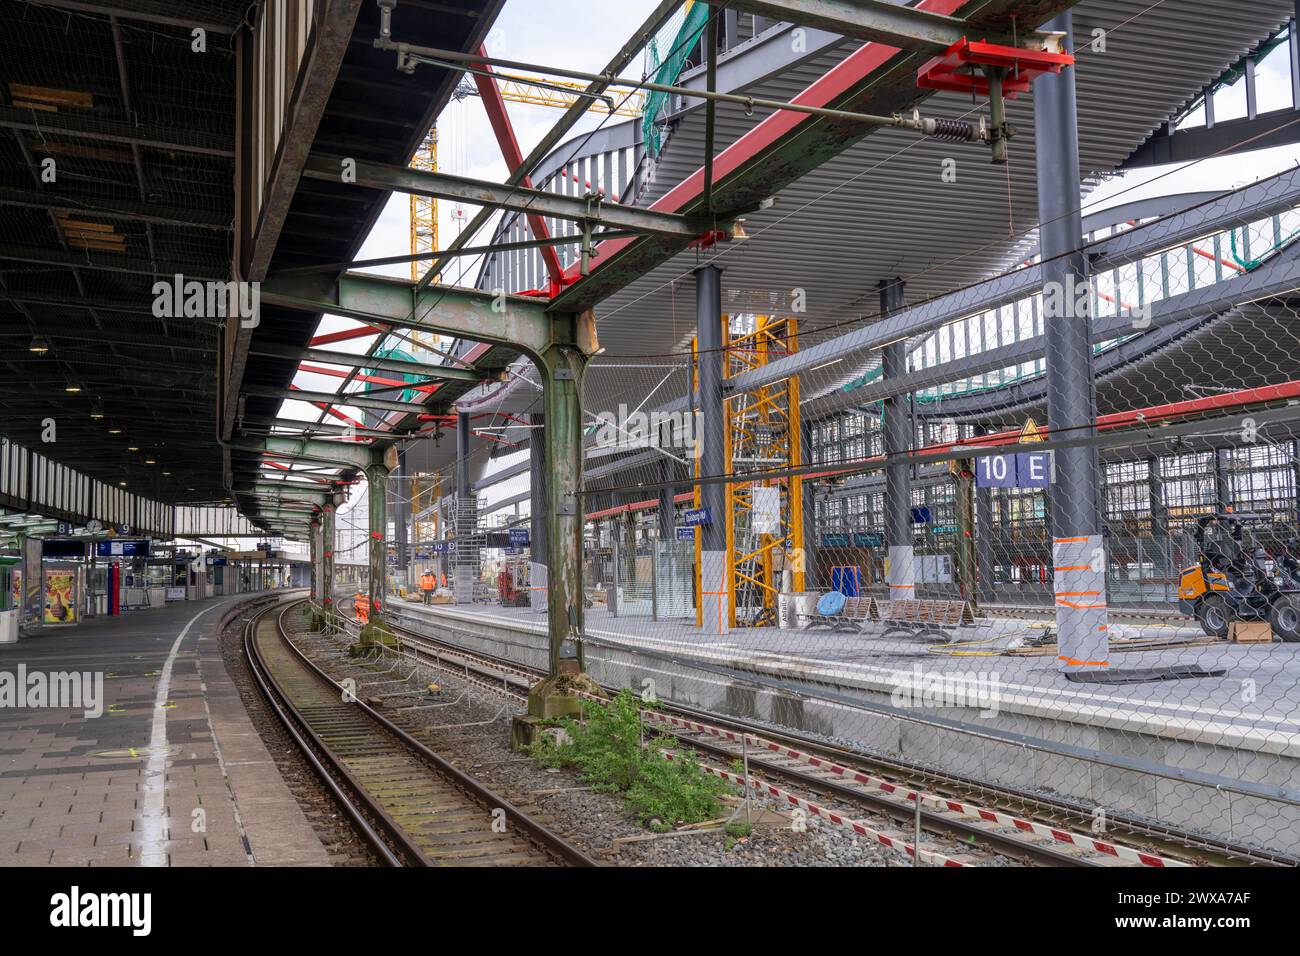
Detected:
[803,595,876,631]
[874,598,974,628]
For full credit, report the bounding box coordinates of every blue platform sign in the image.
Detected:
[430,541,456,554]
[975,454,1018,488]
[682,507,712,527]
[976,452,1054,489]
[508,528,530,546]
[1016,451,1054,488]
[911,506,932,524]
[675,526,695,541]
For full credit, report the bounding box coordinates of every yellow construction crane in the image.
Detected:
[483,77,644,119]
[409,127,438,283]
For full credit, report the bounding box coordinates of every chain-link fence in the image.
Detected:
[357,164,1300,861]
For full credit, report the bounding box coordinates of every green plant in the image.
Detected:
[527,689,732,829]
[725,819,753,839]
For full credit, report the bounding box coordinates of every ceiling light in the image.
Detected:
[145,459,156,465]
[118,481,127,487]
[29,336,50,354]
[64,383,81,393]
[89,404,104,420]
[162,471,171,476]
[108,427,122,435]
[127,446,140,452]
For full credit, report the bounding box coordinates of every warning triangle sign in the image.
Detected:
[1020,417,1045,442]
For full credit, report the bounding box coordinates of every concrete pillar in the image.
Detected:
[695,264,728,634]
[1036,11,1108,670]
[974,424,996,602]
[1148,456,1172,594]
[454,410,475,603]
[624,505,638,604]
[1293,440,1300,532]
[801,420,818,591]
[658,458,676,540]
[322,501,336,613]
[529,412,548,612]
[363,453,393,643]
[1214,449,1232,512]
[394,448,409,593]
[880,277,914,601]
[309,515,321,604]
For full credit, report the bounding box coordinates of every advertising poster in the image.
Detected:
[43,569,77,624]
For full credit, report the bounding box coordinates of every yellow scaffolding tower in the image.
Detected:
[412,472,443,552]
[723,315,804,627]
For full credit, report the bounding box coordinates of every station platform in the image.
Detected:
[391,598,1300,751]
[387,597,1300,856]
[0,592,328,867]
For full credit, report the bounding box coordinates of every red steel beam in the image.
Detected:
[311,324,384,346]
[297,362,443,395]
[550,0,1074,310]
[586,491,694,521]
[289,383,369,431]
[472,45,565,287]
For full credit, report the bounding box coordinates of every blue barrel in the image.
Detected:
[831,566,860,597]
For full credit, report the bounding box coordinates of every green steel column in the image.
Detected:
[539,315,593,675]
[308,514,321,625]
[360,448,397,648]
[322,500,337,619]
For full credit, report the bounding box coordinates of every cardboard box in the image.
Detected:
[1228,620,1273,644]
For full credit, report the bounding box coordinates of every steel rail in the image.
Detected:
[263,601,595,866]
[374,606,1292,867]
[243,604,416,865]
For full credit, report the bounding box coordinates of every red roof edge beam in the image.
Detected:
[311,324,384,346]
[472,45,565,289]
[550,0,1067,309]
[289,383,369,431]
[297,363,442,395]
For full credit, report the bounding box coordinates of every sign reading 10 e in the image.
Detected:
[976,451,1054,489]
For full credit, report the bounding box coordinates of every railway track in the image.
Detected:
[243,600,593,867]
[376,622,1107,865]
[365,604,1291,868]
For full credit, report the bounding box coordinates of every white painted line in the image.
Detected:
[137,600,231,866]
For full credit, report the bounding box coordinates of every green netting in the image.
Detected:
[365,346,423,404]
[1229,223,1300,272]
[642,1,711,157]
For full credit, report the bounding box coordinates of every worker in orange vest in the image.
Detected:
[419,570,436,605]
[354,591,369,623]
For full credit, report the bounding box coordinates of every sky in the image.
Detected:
[311,3,1300,541]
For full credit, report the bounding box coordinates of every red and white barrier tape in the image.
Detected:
[646,710,1184,868]
[661,750,967,867]
[375,632,1181,868]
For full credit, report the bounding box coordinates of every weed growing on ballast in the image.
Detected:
[527,689,732,830]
